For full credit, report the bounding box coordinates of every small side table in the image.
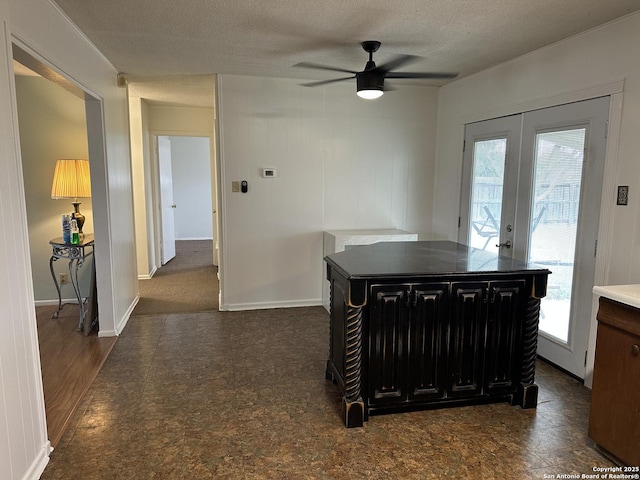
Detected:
[49,234,97,333]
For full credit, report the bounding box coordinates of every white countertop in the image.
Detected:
[593,284,640,310]
[324,229,415,236]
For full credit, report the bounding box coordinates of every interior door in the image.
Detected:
[459,97,610,379]
[158,136,176,264]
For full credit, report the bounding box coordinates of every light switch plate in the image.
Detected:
[231,181,240,193]
[617,185,629,206]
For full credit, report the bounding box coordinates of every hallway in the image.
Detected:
[133,240,218,315]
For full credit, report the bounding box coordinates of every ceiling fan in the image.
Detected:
[294,41,458,99]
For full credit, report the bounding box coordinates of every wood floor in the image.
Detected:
[36,303,117,448]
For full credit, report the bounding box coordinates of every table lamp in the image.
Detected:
[51,159,91,233]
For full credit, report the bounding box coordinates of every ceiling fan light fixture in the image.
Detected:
[293,41,459,96]
[357,88,384,100]
[356,71,384,100]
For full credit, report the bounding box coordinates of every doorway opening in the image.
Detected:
[12,43,116,447]
[156,135,215,264]
[459,97,610,379]
[131,133,219,316]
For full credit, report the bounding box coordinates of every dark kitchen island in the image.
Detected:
[324,241,550,428]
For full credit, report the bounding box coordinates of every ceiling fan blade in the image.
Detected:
[385,72,459,79]
[294,62,358,75]
[376,54,420,73]
[299,76,355,87]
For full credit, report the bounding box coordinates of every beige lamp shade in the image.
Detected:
[51,159,91,199]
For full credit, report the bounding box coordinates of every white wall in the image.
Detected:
[217,75,439,310]
[129,96,155,278]
[0,1,138,478]
[434,11,640,385]
[168,136,213,240]
[15,76,94,301]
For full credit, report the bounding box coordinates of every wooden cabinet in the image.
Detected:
[449,282,486,398]
[368,283,448,406]
[484,281,526,395]
[589,297,640,466]
[367,280,525,414]
[325,241,548,427]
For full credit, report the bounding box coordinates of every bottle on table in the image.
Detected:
[70,219,80,245]
[62,214,71,243]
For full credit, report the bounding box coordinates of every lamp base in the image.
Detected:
[71,202,85,234]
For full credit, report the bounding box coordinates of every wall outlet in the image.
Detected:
[59,273,69,285]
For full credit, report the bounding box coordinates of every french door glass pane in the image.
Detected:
[468,139,506,254]
[528,128,586,343]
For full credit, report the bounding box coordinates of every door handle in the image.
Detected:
[171,204,177,208]
[496,240,512,249]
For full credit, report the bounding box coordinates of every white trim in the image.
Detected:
[11,35,103,102]
[148,132,217,270]
[20,441,50,480]
[138,265,157,280]
[221,298,323,312]
[98,295,138,337]
[149,129,213,137]
[84,94,117,338]
[46,0,119,74]
[460,79,625,126]
[35,294,139,337]
[175,237,214,241]
[584,90,624,389]
[3,22,50,470]
[215,78,227,311]
[34,299,81,307]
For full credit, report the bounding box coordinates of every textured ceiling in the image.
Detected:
[50,0,640,107]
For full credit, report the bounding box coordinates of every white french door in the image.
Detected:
[459,97,610,379]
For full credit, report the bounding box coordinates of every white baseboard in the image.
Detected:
[101,295,139,337]
[138,265,157,280]
[176,237,214,241]
[34,298,79,307]
[22,441,50,480]
[220,298,323,312]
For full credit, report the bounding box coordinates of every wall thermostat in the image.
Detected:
[262,168,277,178]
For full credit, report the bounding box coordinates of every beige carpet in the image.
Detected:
[132,240,218,315]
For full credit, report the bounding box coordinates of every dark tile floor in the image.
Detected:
[42,307,614,479]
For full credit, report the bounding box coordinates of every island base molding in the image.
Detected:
[326,358,540,428]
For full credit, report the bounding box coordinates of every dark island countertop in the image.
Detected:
[325,240,551,280]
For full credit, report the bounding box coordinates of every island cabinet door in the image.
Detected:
[483,280,526,394]
[448,282,488,398]
[368,285,411,405]
[407,285,449,401]
[368,283,450,406]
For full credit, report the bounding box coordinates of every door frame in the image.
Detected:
[150,130,219,271]
[456,81,624,386]
[11,41,117,336]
